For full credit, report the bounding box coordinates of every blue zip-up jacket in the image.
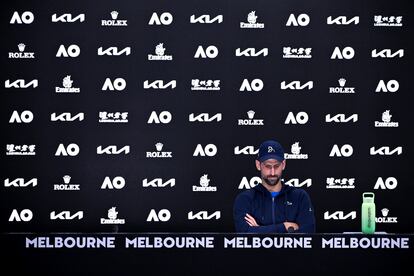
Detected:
[233,183,315,233]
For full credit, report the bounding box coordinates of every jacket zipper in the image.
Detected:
[272,197,275,225]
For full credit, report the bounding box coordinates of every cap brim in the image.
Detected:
[258,154,285,162]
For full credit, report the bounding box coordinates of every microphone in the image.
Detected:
[287,226,295,233]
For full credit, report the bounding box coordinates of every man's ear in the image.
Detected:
[282,160,286,170]
[255,160,261,171]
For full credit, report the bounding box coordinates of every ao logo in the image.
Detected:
[331,47,355,59]
[194,45,218,58]
[10,11,34,24]
[329,144,353,157]
[286,14,310,26]
[239,79,263,91]
[376,80,399,92]
[285,112,309,124]
[101,176,125,189]
[146,209,171,222]
[56,44,80,57]
[238,177,262,189]
[374,177,397,190]
[147,111,172,124]
[193,144,217,156]
[148,12,173,25]
[102,78,126,91]
[9,209,33,222]
[9,110,33,123]
[55,143,80,156]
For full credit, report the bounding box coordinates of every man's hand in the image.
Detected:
[283,222,299,231]
[245,213,259,227]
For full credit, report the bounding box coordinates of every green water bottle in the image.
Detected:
[361,192,376,234]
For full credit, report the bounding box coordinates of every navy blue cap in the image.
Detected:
[257,140,285,162]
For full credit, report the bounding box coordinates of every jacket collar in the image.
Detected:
[253,181,293,196]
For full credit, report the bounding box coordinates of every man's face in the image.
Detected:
[256,159,286,186]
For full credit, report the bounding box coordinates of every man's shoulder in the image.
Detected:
[237,188,256,197]
[235,188,257,202]
[233,188,260,209]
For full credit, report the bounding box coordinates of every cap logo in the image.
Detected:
[267,146,275,153]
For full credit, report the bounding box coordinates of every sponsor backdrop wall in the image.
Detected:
[1,0,412,234]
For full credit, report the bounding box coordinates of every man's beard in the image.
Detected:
[263,175,280,186]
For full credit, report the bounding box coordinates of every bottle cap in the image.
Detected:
[363,192,375,203]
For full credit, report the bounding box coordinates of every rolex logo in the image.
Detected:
[338,78,346,87]
[18,43,26,52]
[63,175,71,184]
[155,143,164,151]
[247,110,255,119]
[111,11,119,20]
